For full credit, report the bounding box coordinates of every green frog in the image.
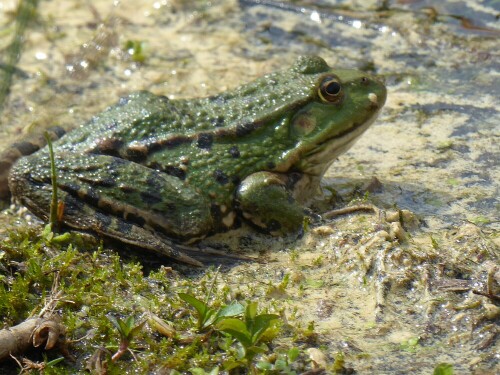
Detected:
[7,56,386,266]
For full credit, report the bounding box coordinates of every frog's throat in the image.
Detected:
[297,113,380,177]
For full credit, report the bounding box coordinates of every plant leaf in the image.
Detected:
[128,320,146,339]
[215,302,244,320]
[202,301,244,329]
[190,368,207,375]
[201,308,218,329]
[250,314,279,343]
[287,347,300,362]
[178,293,208,317]
[125,316,135,332]
[216,318,252,347]
[46,357,65,367]
[108,316,127,338]
[245,301,258,322]
[178,292,211,329]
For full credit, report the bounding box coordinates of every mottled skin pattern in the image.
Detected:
[8,56,387,265]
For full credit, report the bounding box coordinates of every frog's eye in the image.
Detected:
[318,76,343,104]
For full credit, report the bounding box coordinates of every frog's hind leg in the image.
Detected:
[50,190,204,267]
[59,192,256,266]
[9,153,209,266]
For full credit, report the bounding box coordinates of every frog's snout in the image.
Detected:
[367,81,387,110]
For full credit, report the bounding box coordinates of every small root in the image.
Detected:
[322,204,379,219]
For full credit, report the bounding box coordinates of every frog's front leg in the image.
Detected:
[235,171,308,235]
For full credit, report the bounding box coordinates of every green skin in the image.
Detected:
[8,56,387,266]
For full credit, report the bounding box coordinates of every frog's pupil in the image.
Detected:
[325,81,341,96]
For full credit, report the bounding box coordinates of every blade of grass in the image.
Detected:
[0,0,39,118]
[44,131,58,229]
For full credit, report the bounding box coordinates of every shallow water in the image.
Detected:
[0,0,498,373]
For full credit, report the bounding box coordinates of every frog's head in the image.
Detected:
[283,56,387,177]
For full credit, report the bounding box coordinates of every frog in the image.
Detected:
[7,56,387,266]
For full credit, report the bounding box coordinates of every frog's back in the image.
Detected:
[37,60,326,189]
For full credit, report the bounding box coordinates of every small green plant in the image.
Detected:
[469,216,490,225]
[108,315,145,362]
[41,223,72,244]
[332,351,347,373]
[433,363,453,375]
[400,336,420,353]
[124,40,146,63]
[266,273,290,297]
[312,255,324,267]
[430,235,439,250]
[256,347,300,374]
[189,367,220,375]
[178,292,244,331]
[216,301,279,363]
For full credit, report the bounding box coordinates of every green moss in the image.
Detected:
[0,222,318,373]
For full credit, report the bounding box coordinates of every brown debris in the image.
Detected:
[0,315,68,363]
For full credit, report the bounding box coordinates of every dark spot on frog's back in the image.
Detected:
[63,194,84,215]
[213,169,229,185]
[84,188,100,207]
[229,146,240,158]
[108,157,128,172]
[63,182,81,193]
[236,122,258,137]
[197,133,213,149]
[48,125,66,139]
[93,137,124,156]
[124,211,146,227]
[117,219,133,234]
[159,135,191,149]
[212,116,225,127]
[94,177,116,188]
[164,165,186,180]
[146,175,164,192]
[96,212,112,229]
[124,147,148,163]
[140,190,163,205]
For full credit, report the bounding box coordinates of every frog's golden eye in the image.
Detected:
[318,76,343,104]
